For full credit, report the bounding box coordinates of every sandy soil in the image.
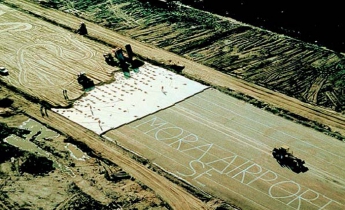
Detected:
[0,85,216,209]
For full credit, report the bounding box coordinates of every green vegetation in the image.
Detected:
[330,63,345,89]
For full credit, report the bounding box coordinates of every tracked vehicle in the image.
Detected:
[272,145,308,173]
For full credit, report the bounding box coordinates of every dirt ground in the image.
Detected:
[0,0,345,210]
[0,86,219,210]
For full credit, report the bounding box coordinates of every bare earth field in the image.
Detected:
[0,1,345,210]
[105,88,345,210]
[0,3,214,210]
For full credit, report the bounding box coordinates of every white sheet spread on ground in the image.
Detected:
[52,62,208,134]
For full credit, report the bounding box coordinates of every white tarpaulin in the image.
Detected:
[53,63,208,134]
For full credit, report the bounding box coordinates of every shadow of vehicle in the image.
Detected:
[130,58,144,69]
[110,46,145,78]
[76,22,88,35]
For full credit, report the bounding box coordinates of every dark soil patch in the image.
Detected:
[19,153,55,176]
[0,142,25,164]
[0,97,14,107]
[0,122,30,140]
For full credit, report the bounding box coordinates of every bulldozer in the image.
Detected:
[272,145,308,173]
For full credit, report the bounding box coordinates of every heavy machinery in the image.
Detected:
[77,72,94,90]
[272,145,308,173]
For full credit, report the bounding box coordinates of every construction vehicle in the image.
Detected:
[77,72,94,90]
[107,45,144,68]
[272,145,308,173]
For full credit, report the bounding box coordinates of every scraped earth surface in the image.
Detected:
[104,88,345,210]
[0,1,345,210]
[0,3,215,210]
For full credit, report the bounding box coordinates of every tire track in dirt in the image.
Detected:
[8,0,345,101]
[1,6,115,106]
[16,34,101,92]
[0,22,32,32]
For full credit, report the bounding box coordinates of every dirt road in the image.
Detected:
[0,3,215,209]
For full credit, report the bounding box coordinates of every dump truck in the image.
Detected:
[272,145,308,173]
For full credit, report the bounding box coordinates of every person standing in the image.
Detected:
[63,89,69,100]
